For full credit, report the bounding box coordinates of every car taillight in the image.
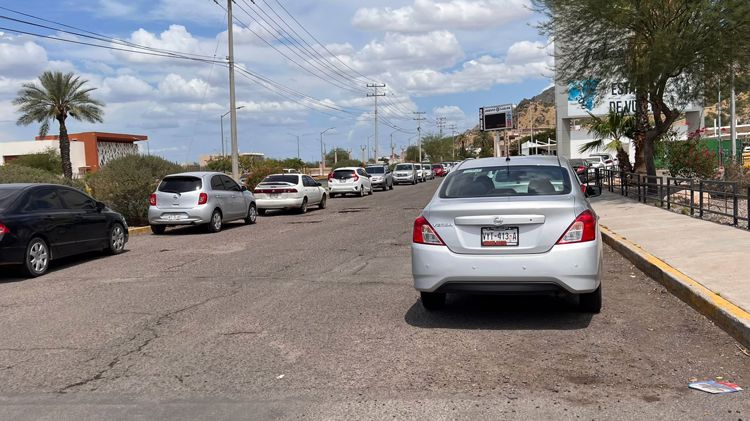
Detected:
[352,174,359,182]
[413,216,445,246]
[280,188,298,193]
[580,184,587,194]
[557,210,597,244]
[0,222,9,235]
[198,192,208,205]
[149,194,157,206]
[327,173,334,181]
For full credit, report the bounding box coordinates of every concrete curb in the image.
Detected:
[600,225,750,349]
[127,226,151,236]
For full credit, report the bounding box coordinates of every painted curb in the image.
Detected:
[127,226,151,236]
[600,225,750,348]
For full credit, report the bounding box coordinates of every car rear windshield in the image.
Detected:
[440,165,572,198]
[569,159,587,166]
[261,175,299,184]
[366,167,385,174]
[0,188,21,211]
[432,164,442,169]
[395,164,412,171]
[332,169,356,178]
[158,176,202,193]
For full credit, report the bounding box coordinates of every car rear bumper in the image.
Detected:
[0,245,24,265]
[329,184,361,193]
[256,197,304,209]
[148,206,212,225]
[411,241,602,294]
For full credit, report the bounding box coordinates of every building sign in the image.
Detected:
[566,80,644,117]
[480,104,513,131]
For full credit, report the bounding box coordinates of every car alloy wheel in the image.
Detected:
[25,238,49,277]
[109,224,126,254]
[359,186,365,197]
[318,194,327,209]
[208,209,223,233]
[300,198,308,214]
[245,204,257,224]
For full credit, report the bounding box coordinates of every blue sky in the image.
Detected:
[0,0,553,163]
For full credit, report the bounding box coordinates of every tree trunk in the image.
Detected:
[615,147,632,173]
[644,133,657,179]
[58,117,73,179]
[633,90,650,173]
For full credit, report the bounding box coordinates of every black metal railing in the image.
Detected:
[582,167,750,230]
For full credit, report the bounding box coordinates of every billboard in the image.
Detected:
[480,104,513,131]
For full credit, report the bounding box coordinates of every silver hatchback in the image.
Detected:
[411,156,603,312]
[148,172,257,234]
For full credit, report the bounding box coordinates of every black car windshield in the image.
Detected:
[0,188,21,212]
[395,164,412,170]
[159,176,202,193]
[440,165,572,198]
[261,175,299,184]
[332,170,356,178]
[366,167,385,174]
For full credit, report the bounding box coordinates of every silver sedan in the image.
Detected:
[411,156,603,312]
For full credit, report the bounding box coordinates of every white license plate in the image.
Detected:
[270,193,280,199]
[481,227,519,247]
[164,214,184,221]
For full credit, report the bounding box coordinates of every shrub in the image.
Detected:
[665,140,717,180]
[88,154,182,226]
[6,148,62,173]
[332,159,363,170]
[0,164,85,189]
[243,160,283,190]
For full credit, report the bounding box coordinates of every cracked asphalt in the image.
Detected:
[0,179,749,420]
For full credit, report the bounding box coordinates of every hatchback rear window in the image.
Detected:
[158,176,202,193]
[395,164,412,170]
[0,188,21,211]
[332,170,356,178]
[366,167,385,174]
[440,165,572,198]
[432,164,442,169]
[261,175,299,184]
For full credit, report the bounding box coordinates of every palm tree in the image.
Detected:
[14,71,104,179]
[579,110,634,173]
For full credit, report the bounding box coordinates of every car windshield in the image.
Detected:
[261,175,299,184]
[366,167,385,174]
[332,169,356,178]
[585,158,601,164]
[432,165,442,169]
[0,188,21,212]
[440,165,572,198]
[395,164,412,170]
[158,176,202,193]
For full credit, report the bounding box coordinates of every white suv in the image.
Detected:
[328,167,373,197]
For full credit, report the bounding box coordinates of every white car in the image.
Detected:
[415,164,426,182]
[585,155,614,169]
[254,174,327,215]
[328,167,373,197]
[588,153,618,167]
[422,163,435,180]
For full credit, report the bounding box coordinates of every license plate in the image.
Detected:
[481,227,519,247]
[270,193,280,198]
[164,214,184,221]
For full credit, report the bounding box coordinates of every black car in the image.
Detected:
[0,184,128,277]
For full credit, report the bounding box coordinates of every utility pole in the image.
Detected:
[436,116,447,137]
[718,81,723,167]
[731,67,737,163]
[360,145,366,164]
[367,83,386,163]
[413,111,426,162]
[320,127,334,176]
[226,0,240,180]
[448,124,457,159]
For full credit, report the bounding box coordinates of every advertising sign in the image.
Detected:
[480,104,513,131]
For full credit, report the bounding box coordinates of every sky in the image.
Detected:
[0,0,554,163]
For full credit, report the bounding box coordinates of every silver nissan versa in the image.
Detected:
[411,156,603,312]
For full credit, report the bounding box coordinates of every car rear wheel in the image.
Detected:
[318,194,327,209]
[420,291,446,311]
[368,185,373,195]
[245,204,257,224]
[150,224,166,235]
[579,285,602,313]
[359,187,365,197]
[299,198,308,214]
[207,209,222,233]
[23,237,49,277]
[107,223,126,255]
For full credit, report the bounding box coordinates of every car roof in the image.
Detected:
[263,173,302,178]
[457,155,567,170]
[163,171,227,178]
[333,167,360,171]
[0,183,78,190]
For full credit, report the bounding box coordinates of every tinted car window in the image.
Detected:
[22,188,63,212]
[261,175,299,184]
[432,164,442,169]
[0,188,21,212]
[221,175,241,192]
[395,164,413,171]
[159,176,202,193]
[440,165,572,198]
[59,188,96,210]
[332,170,356,178]
[304,176,317,187]
[357,168,367,176]
[366,167,385,174]
[211,176,226,191]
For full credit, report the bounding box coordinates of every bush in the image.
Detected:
[6,148,62,173]
[0,164,85,189]
[332,159,363,170]
[88,154,182,226]
[243,160,283,190]
[665,140,717,180]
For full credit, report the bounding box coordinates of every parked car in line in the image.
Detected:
[569,158,592,176]
[585,155,614,169]
[393,163,418,185]
[365,165,394,191]
[422,163,435,180]
[254,174,326,215]
[412,156,603,313]
[589,152,618,167]
[0,184,128,277]
[432,163,446,177]
[328,167,373,197]
[148,172,257,234]
[415,164,426,182]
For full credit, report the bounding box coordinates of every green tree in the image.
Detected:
[474,131,494,158]
[580,111,635,172]
[325,148,350,166]
[404,145,420,162]
[421,135,454,162]
[7,147,62,173]
[535,0,750,177]
[206,156,231,172]
[13,71,104,179]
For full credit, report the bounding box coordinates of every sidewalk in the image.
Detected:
[591,192,750,348]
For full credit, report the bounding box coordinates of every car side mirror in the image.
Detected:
[96,201,106,212]
[316,182,322,186]
[585,185,602,198]
[241,185,248,192]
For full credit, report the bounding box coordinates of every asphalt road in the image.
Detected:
[0,179,748,420]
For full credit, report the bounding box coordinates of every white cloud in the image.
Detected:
[99,75,155,101]
[352,0,532,33]
[157,74,214,101]
[505,40,550,65]
[0,41,48,78]
[97,0,136,17]
[116,25,206,64]
[350,31,464,74]
[433,105,466,121]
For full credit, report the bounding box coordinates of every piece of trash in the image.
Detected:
[736,344,750,357]
[276,374,285,379]
[688,380,742,394]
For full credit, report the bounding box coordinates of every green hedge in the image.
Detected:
[0,165,85,190]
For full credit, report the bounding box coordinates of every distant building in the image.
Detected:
[0,132,147,177]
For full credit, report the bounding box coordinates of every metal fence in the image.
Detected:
[579,167,750,230]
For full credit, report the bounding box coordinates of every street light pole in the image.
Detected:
[221,106,244,161]
[320,127,334,176]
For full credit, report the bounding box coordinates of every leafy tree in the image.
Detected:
[580,111,635,172]
[404,145,420,162]
[7,147,62,173]
[421,135,454,162]
[474,131,494,158]
[332,159,363,169]
[534,0,750,177]
[206,156,231,172]
[13,71,104,179]
[325,148,350,166]
[280,157,304,170]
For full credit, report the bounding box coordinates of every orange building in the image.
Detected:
[34,132,147,173]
